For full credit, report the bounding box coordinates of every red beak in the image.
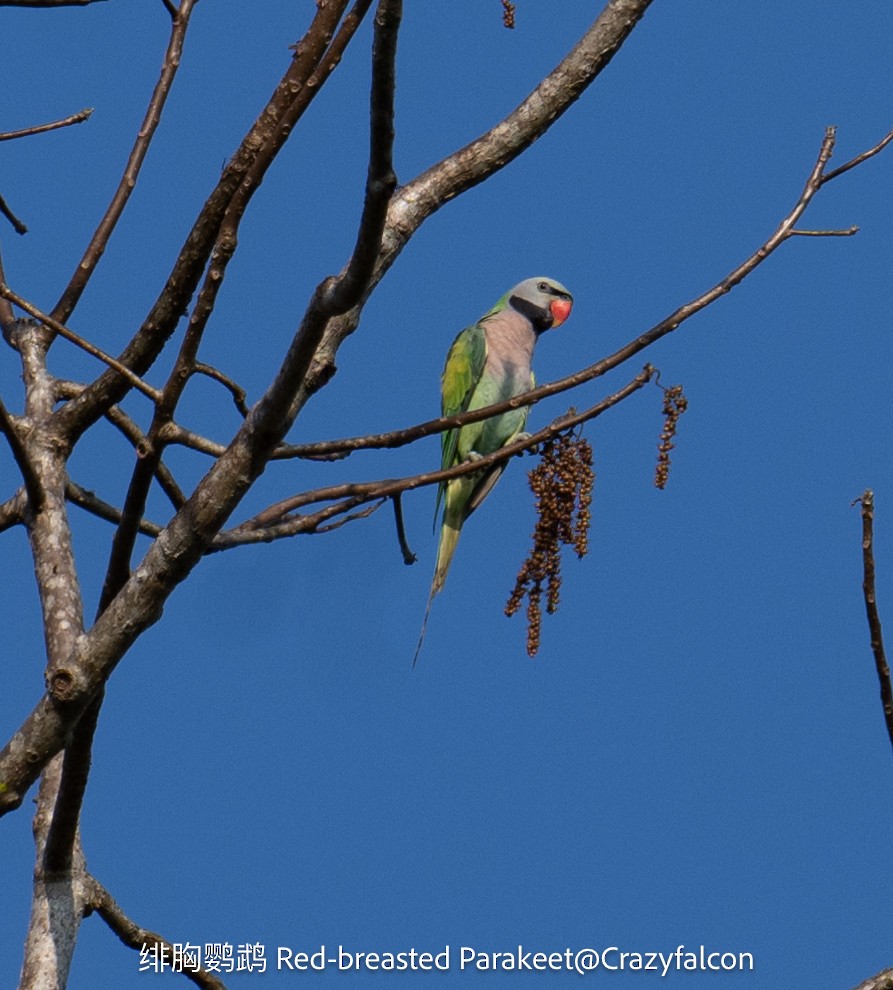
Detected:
[550,298,572,328]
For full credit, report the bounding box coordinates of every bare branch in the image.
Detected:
[0,396,45,512]
[194,362,249,417]
[298,0,657,399]
[87,878,229,990]
[67,481,164,537]
[0,107,93,142]
[852,968,893,990]
[214,367,652,549]
[52,0,368,442]
[0,247,14,325]
[822,125,893,184]
[92,1,379,597]
[43,693,103,873]
[56,381,186,509]
[50,2,197,325]
[287,124,882,463]
[0,0,400,817]
[1,285,163,402]
[854,490,893,756]
[0,0,107,5]
[789,226,859,237]
[392,493,417,564]
[0,191,28,234]
[10,322,88,986]
[0,491,26,532]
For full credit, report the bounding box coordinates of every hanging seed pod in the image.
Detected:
[506,430,594,657]
[654,384,688,490]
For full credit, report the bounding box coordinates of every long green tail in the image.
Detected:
[412,519,462,667]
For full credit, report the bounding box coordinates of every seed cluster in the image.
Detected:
[654,384,688,490]
[501,0,516,29]
[506,431,594,658]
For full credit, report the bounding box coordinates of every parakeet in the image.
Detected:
[413,276,573,665]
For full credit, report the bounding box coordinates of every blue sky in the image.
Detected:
[2,2,892,987]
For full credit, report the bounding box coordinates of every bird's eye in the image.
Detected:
[538,281,550,293]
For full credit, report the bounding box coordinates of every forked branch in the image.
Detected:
[87,878,227,990]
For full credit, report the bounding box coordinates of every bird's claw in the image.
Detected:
[465,451,484,463]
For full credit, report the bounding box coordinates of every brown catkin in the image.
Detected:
[506,431,595,657]
[501,0,516,28]
[654,384,688,490]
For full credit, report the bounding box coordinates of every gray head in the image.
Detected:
[505,277,573,332]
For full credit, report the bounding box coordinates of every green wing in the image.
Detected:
[434,321,487,523]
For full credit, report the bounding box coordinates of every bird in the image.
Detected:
[413,276,573,665]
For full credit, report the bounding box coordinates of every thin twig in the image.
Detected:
[316,499,385,533]
[789,226,859,237]
[86,877,228,990]
[52,0,365,441]
[822,126,893,184]
[56,381,186,509]
[392,493,417,564]
[0,285,162,402]
[213,368,651,549]
[194,362,249,417]
[0,0,108,4]
[854,490,893,756]
[0,192,28,234]
[270,125,872,464]
[0,107,93,142]
[51,2,197,324]
[67,481,164,537]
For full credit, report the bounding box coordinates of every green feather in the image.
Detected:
[434,320,488,525]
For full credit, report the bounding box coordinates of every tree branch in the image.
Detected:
[0,396,45,512]
[214,367,652,549]
[0,491,26,532]
[193,362,249,418]
[66,480,164,537]
[50,3,197,325]
[87,877,228,990]
[0,285,163,402]
[0,107,93,142]
[296,0,656,402]
[854,490,893,756]
[9,321,88,988]
[51,0,368,443]
[0,191,28,234]
[0,18,887,845]
[0,0,107,5]
[255,125,875,467]
[56,381,186,509]
[0,0,400,819]
[0,245,14,326]
[822,126,893,184]
[852,968,893,990]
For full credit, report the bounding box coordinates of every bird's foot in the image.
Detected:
[464,451,484,463]
[511,431,535,455]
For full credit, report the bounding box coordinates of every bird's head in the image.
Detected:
[508,277,574,332]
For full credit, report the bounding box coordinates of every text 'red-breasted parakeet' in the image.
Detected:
[414,276,573,664]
